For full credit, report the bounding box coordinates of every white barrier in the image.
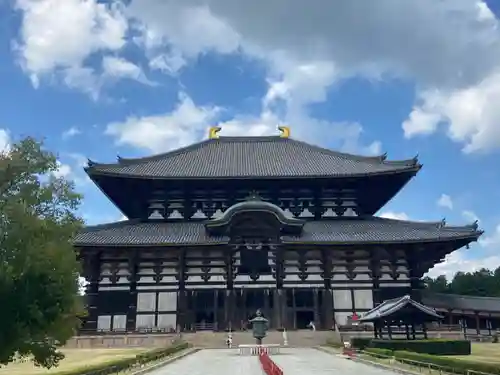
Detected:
[238,344,281,356]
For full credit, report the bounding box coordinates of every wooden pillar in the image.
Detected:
[370,250,381,306]
[126,250,138,332]
[224,246,235,330]
[273,289,282,329]
[292,288,297,329]
[176,249,187,331]
[448,309,453,325]
[321,249,334,330]
[273,246,285,329]
[475,313,481,335]
[313,288,320,325]
[82,251,101,333]
[213,290,218,331]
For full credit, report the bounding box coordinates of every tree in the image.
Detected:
[0,137,84,368]
[425,267,500,297]
[423,275,450,293]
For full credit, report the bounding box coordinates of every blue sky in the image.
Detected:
[1,0,500,278]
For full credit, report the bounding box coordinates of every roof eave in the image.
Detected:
[84,165,422,181]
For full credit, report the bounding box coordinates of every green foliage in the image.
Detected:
[363,347,393,358]
[393,350,500,375]
[55,342,190,375]
[370,339,471,355]
[0,137,84,368]
[424,268,500,297]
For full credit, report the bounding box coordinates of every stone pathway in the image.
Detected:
[147,347,398,375]
[146,349,262,375]
[272,348,398,375]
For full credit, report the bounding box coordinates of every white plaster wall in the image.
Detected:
[333,289,352,309]
[137,292,156,312]
[353,289,374,310]
[158,292,177,311]
[113,315,127,330]
[97,315,111,331]
[157,314,177,330]
[136,314,155,329]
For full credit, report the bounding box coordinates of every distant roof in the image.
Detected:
[85,136,421,179]
[422,292,500,313]
[74,216,481,247]
[359,294,443,322]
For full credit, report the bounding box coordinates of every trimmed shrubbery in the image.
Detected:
[348,338,470,355]
[370,339,471,355]
[393,350,500,375]
[55,342,190,375]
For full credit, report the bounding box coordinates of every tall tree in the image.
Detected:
[425,267,500,297]
[0,137,84,368]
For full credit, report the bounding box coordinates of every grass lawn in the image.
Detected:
[450,343,500,364]
[0,348,149,375]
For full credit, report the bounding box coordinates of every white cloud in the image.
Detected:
[378,211,410,221]
[14,1,500,152]
[437,194,453,210]
[15,0,127,91]
[62,126,81,139]
[52,161,72,179]
[479,224,500,248]
[0,129,11,153]
[105,93,221,153]
[102,56,155,85]
[426,250,500,279]
[125,0,500,154]
[403,72,500,153]
[462,210,480,223]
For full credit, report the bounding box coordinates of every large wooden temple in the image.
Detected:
[76,126,482,334]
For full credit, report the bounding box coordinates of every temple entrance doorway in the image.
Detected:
[192,290,216,330]
[296,310,315,329]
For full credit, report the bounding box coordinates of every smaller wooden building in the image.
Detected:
[422,292,500,337]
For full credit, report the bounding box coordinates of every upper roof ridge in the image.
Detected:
[87,135,419,168]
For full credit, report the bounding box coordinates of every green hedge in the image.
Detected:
[56,342,190,375]
[370,339,471,355]
[394,350,500,375]
[363,348,393,358]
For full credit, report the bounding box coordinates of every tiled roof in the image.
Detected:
[422,292,500,313]
[73,217,481,247]
[359,295,443,322]
[85,136,420,179]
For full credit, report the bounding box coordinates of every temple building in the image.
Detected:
[76,126,482,334]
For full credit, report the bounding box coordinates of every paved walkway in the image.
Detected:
[272,348,397,375]
[147,349,262,375]
[148,347,397,375]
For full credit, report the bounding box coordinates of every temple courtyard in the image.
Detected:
[147,348,397,375]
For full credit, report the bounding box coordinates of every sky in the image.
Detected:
[1,0,500,280]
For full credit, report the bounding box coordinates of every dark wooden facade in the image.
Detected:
[76,129,483,334]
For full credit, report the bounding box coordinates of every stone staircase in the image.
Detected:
[183,330,339,349]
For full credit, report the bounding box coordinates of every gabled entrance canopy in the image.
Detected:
[359,294,443,339]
